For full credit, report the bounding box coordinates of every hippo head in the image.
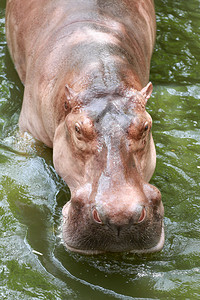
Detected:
[53,82,164,254]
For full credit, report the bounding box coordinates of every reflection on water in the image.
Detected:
[0,0,200,299]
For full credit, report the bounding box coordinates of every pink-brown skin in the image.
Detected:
[6,0,164,254]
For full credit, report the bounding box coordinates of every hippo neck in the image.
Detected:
[50,10,155,93]
[70,65,141,98]
[64,22,150,90]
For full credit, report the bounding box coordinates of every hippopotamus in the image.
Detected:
[6,0,164,254]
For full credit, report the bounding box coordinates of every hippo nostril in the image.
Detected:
[137,207,146,223]
[93,208,102,224]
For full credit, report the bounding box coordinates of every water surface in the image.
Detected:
[0,0,200,299]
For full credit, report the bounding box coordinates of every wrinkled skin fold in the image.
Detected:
[6,0,164,254]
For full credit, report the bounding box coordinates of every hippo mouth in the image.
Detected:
[63,223,164,255]
[62,201,165,255]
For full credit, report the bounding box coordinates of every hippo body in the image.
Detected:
[6,0,164,254]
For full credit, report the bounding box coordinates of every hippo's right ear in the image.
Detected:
[64,84,77,112]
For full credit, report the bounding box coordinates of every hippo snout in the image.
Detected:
[92,181,162,225]
[92,205,146,237]
[92,204,146,227]
[62,182,164,254]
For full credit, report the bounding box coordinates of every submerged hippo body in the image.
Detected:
[6,0,164,254]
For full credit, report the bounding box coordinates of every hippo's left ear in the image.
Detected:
[141,82,153,103]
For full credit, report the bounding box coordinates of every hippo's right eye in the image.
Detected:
[73,118,96,142]
[75,123,81,134]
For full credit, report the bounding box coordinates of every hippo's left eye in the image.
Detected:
[144,123,149,132]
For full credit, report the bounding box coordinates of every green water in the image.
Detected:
[0,0,200,299]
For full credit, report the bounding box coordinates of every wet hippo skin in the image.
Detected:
[6,0,164,254]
